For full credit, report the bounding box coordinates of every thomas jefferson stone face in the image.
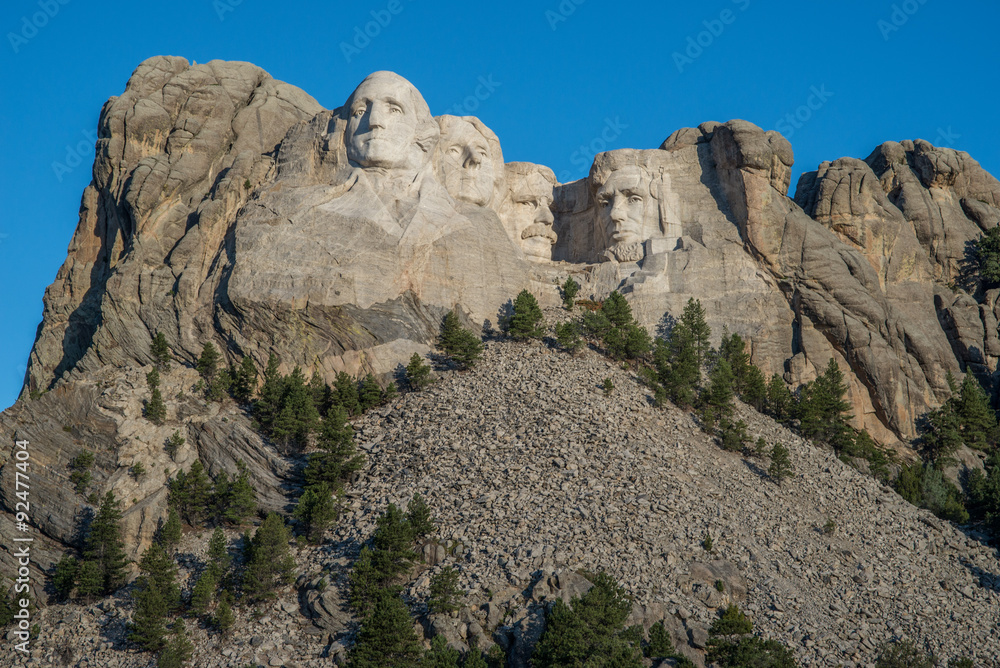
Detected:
[439,118,496,206]
[596,166,651,262]
[506,170,556,260]
[346,74,420,170]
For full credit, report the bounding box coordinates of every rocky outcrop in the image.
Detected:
[9,58,1000,616]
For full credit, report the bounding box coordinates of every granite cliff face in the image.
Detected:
[4,57,1000,596]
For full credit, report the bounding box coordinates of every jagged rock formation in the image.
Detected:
[13,332,1000,666]
[5,57,1000,631]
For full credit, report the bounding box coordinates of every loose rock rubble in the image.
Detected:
[9,327,1000,667]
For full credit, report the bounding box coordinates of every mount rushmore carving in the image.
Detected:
[19,59,1000,450]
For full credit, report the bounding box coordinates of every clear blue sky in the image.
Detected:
[1,0,997,410]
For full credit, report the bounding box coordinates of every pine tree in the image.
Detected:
[138,543,180,611]
[271,366,320,448]
[742,365,768,412]
[214,592,235,636]
[295,483,338,543]
[405,353,432,390]
[797,358,852,447]
[157,619,193,668]
[146,388,167,425]
[159,507,182,553]
[303,406,364,491]
[428,566,462,614]
[253,353,283,433]
[407,493,435,538]
[560,276,580,309]
[217,462,257,525]
[766,373,792,421]
[532,571,642,668]
[358,374,383,411]
[169,461,213,526]
[702,358,735,416]
[334,371,361,416]
[130,575,169,651]
[509,290,545,340]
[955,372,997,448]
[75,560,103,602]
[382,380,398,403]
[242,513,296,602]
[373,503,418,570]
[310,369,331,415]
[463,647,489,668]
[231,356,258,404]
[164,430,184,462]
[920,403,963,465]
[146,367,161,390]
[349,546,396,617]
[0,581,13,627]
[655,323,700,408]
[52,555,79,601]
[348,594,423,668]
[769,443,794,484]
[151,332,171,371]
[424,634,462,667]
[554,321,583,353]
[974,225,1000,287]
[196,342,221,383]
[189,570,215,615]
[594,292,650,360]
[206,527,231,581]
[84,491,129,595]
[438,309,483,369]
[679,298,711,368]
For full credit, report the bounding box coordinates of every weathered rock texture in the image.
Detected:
[11,334,1000,667]
[6,58,1000,621]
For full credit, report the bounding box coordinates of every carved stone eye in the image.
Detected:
[629,195,643,205]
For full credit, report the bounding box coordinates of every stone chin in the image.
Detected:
[522,235,555,261]
[606,241,645,263]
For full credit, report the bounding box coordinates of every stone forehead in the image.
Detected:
[596,166,648,193]
[345,71,432,120]
[505,161,556,184]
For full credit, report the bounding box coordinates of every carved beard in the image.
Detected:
[607,241,645,263]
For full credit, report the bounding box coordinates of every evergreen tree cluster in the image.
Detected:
[52,492,128,602]
[706,604,799,667]
[145,362,167,425]
[252,353,395,450]
[918,372,997,465]
[167,460,257,527]
[438,309,484,369]
[581,291,652,361]
[507,290,545,340]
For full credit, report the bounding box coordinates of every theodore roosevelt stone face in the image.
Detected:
[501,163,557,261]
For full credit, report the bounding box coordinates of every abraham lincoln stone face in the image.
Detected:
[595,165,652,262]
